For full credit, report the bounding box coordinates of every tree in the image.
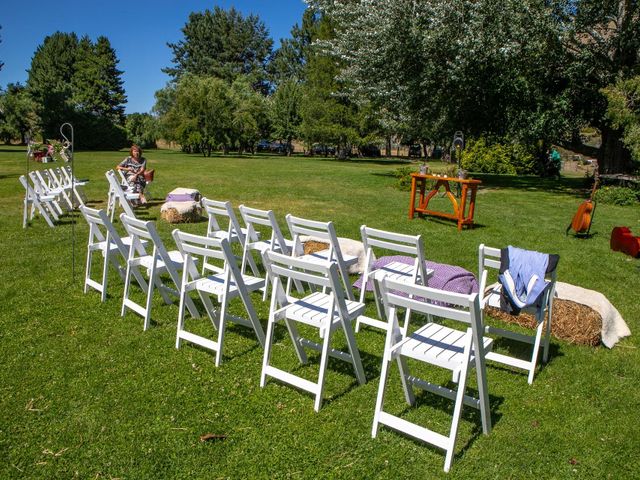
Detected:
[26,32,128,146]
[0,83,38,144]
[165,6,273,93]
[564,0,640,172]
[228,77,270,152]
[159,74,234,156]
[299,15,360,157]
[312,0,571,162]
[26,32,79,139]
[73,36,126,124]
[0,25,4,72]
[125,113,158,149]
[603,76,640,163]
[270,8,320,85]
[270,79,303,154]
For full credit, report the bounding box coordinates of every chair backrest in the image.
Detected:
[119,213,171,265]
[172,229,242,284]
[106,170,137,218]
[202,197,246,244]
[239,205,290,253]
[360,225,428,280]
[80,205,129,255]
[263,250,349,315]
[286,214,344,261]
[478,243,558,305]
[379,277,484,349]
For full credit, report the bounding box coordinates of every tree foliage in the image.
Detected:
[125,113,158,149]
[270,79,303,153]
[0,83,38,144]
[603,75,640,163]
[25,31,127,148]
[165,6,273,93]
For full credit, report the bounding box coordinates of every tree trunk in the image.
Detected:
[599,126,632,174]
[385,136,391,157]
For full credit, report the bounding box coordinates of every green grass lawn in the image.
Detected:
[1,146,639,479]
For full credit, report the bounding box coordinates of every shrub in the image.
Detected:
[594,186,639,206]
[393,166,415,191]
[460,138,536,175]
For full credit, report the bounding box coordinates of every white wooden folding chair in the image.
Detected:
[59,165,88,206]
[238,204,300,299]
[372,277,492,473]
[286,214,358,301]
[172,230,266,366]
[356,226,431,332]
[106,170,139,221]
[44,168,76,209]
[478,244,559,384]
[201,197,259,275]
[79,206,149,302]
[119,214,200,330]
[28,170,68,215]
[20,174,59,228]
[260,250,366,412]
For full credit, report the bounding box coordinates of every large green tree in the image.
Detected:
[312,0,570,159]
[270,79,303,154]
[603,75,640,163]
[125,113,158,149]
[73,36,126,124]
[26,32,127,146]
[0,83,38,144]
[565,0,640,172]
[26,32,79,139]
[165,6,273,93]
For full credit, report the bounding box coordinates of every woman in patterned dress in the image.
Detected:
[116,144,147,203]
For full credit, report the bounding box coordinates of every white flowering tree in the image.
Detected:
[310,0,570,152]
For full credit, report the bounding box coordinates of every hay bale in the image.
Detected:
[303,240,329,255]
[160,201,202,224]
[486,298,602,346]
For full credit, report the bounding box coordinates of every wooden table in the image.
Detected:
[409,173,481,230]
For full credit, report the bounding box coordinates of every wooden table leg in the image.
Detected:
[409,176,418,219]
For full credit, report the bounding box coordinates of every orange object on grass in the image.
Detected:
[610,227,640,258]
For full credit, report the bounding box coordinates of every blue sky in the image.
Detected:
[0,0,307,114]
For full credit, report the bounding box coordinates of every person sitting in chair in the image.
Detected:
[117,144,147,203]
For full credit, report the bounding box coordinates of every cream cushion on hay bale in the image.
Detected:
[299,235,366,274]
[161,201,202,223]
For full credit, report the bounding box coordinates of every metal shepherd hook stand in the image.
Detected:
[60,122,76,282]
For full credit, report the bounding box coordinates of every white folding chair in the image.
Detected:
[60,165,88,206]
[238,204,300,299]
[79,206,149,302]
[201,198,259,275]
[28,170,68,214]
[478,244,559,384]
[19,175,59,228]
[286,214,358,301]
[106,170,139,221]
[44,168,76,209]
[372,277,492,472]
[172,230,266,366]
[260,250,366,412]
[356,226,431,332]
[119,214,200,330]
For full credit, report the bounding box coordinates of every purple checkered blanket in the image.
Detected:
[353,255,478,295]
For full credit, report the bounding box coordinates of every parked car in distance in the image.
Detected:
[408,144,422,158]
[359,144,381,157]
[311,144,336,156]
[256,139,271,152]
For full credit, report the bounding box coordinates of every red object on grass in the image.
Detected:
[610,227,640,258]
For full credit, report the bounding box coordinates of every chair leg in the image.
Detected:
[444,356,471,473]
[100,249,110,302]
[372,344,393,437]
[214,296,229,367]
[340,317,366,385]
[260,314,277,388]
[176,286,187,349]
[143,267,157,331]
[84,247,93,294]
[314,327,334,412]
[528,321,546,384]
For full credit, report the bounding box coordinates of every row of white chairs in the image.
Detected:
[20,166,88,228]
[79,199,557,472]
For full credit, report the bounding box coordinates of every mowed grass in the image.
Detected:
[1,145,639,479]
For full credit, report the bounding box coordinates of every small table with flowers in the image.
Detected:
[408,173,481,230]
